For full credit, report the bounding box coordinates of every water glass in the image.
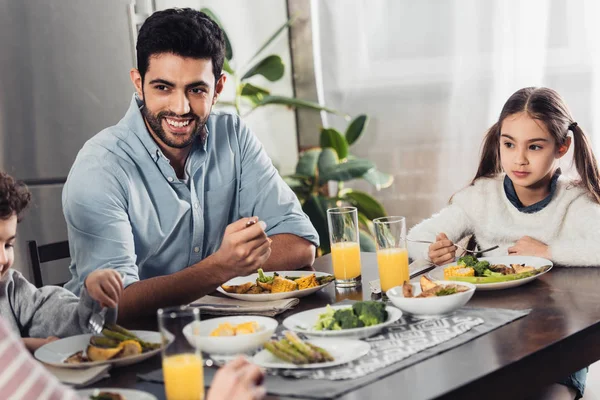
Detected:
[157,306,204,400]
[327,206,362,287]
[373,216,409,294]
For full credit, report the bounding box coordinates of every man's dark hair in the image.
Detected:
[0,171,31,221]
[136,8,226,82]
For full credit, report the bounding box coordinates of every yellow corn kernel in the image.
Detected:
[444,265,475,279]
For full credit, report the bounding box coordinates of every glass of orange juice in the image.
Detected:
[157,306,204,400]
[373,216,409,296]
[327,206,362,287]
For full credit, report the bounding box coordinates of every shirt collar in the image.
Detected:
[503,169,561,213]
[119,93,210,163]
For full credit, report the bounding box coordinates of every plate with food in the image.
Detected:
[282,300,402,339]
[428,255,553,291]
[386,276,475,316]
[218,269,335,301]
[35,324,162,369]
[183,315,278,355]
[253,331,370,369]
[76,388,157,400]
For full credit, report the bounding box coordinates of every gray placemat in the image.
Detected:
[139,306,529,399]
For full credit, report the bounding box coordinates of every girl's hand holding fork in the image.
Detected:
[428,233,457,265]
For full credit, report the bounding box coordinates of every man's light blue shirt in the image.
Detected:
[63,94,318,294]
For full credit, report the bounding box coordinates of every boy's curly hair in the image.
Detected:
[0,171,31,221]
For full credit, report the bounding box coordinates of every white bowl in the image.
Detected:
[386,280,476,317]
[282,305,402,340]
[183,316,278,356]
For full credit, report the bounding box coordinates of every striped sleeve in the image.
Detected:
[0,317,80,400]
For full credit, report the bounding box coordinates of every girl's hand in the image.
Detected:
[508,236,551,258]
[23,336,59,353]
[207,356,266,400]
[428,233,457,265]
[85,269,123,308]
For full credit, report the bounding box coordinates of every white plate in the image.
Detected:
[386,281,476,316]
[428,256,553,291]
[253,338,370,369]
[183,315,278,356]
[282,305,402,339]
[217,271,334,302]
[35,330,162,369]
[77,388,157,400]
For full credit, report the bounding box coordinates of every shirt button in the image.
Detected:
[194,203,199,209]
[167,177,174,182]
[194,246,200,253]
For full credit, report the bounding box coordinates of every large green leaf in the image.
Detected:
[240,82,270,97]
[319,159,375,184]
[359,229,377,252]
[246,17,295,68]
[303,194,331,254]
[251,96,348,117]
[357,211,374,235]
[345,115,369,145]
[362,169,394,190]
[317,148,339,176]
[295,149,321,178]
[222,58,234,74]
[340,189,386,220]
[320,128,349,160]
[200,8,233,61]
[241,55,284,81]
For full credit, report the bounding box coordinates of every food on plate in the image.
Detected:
[210,321,259,336]
[314,301,388,331]
[220,269,335,294]
[443,255,551,284]
[402,276,470,298]
[64,324,160,364]
[264,331,334,364]
[89,391,125,400]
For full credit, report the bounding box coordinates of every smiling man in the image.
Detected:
[62,8,318,321]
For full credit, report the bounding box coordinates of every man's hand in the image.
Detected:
[207,356,266,400]
[508,236,550,258]
[85,269,123,308]
[212,217,272,278]
[428,233,457,265]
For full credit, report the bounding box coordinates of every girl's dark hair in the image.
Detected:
[0,171,31,221]
[473,87,600,204]
[136,8,226,83]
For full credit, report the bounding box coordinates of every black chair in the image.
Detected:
[27,240,70,288]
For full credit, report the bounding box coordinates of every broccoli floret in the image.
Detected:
[333,308,364,329]
[257,268,274,284]
[473,261,490,276]
[457,255,478,267]
[352,301,388,327]
[314,305,341,330]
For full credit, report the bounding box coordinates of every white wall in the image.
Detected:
[155,0,299,174]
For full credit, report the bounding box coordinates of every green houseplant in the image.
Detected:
[203,8,394,254]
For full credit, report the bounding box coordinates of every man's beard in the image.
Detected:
[141,101,208,149]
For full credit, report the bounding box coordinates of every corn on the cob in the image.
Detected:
[444,265,475,279]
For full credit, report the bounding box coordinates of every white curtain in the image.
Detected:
[314,0,600,228]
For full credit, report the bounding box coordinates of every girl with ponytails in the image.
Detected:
[407,87,600,399]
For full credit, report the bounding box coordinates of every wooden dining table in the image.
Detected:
[96,253,600,399]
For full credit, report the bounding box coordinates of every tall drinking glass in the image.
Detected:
[158,306,204,400]
[327,206,362,287]
[374,216,409,294]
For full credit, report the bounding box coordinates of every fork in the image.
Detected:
[88,307,108,335]
[407,239,499,255]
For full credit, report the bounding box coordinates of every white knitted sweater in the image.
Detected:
[407,175,600,266]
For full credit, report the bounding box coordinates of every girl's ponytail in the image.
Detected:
[471,122,502,185]
[571,124,600,204]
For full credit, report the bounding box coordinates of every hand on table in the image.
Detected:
[23,336,59,353]
[207,356,266,400]
[508,236,550,258]
[428,233,457,265]
[213,217,272,277]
